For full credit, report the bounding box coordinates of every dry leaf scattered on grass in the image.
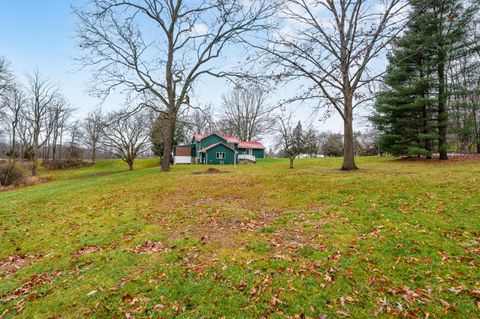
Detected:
[0,254,42,278]
[127,241,169,254]
[71,246,102,258]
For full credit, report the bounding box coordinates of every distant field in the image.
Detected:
[0,157,479,318]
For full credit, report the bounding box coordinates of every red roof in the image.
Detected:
[238,141,265,150]
[198,142,237,153]
[193,133,265,150]
[193,133,240,143]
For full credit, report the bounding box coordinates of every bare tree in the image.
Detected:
[2,87,26,157]
[257,0,407,170]
[182,104,216,137]
[102,111,150,170]
[26,70,58,176]
[49,97,73,161]
[75,0,277,171]
[274,110,304,169]
[83,107,105,163]
[17,111,34,159]
[220,83,272,141]
[0,58,14,137]
[69,120,83,149]
[0,57,14,99]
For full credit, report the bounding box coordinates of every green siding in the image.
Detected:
[253,149,265,158]
[195,134,228,160]
[190,134,264,164]
[203,144,236,164]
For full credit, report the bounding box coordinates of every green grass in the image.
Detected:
[0,157,479,318]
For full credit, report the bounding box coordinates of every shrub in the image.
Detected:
[42,159,91,170]
[0,164,24,186]
[23,146,34,161]
[65,146,84,160]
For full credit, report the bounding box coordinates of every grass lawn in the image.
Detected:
[0,157,479,318]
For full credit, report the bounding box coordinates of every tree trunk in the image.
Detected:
[52,141,56,161]
[92,145,96,164]
[289,157,294,169]
[421,72,432,159]
[437,47,448,160]
[32,129,39,177]
[161,115,175,171]
[11,128,16,156]
[473,107,480,154]
[341,102,357,170]
[32,150,38,177]
[59,131,63,160]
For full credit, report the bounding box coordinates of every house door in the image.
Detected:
[247,149,253,156]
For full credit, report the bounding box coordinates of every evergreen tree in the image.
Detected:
[373,0,476,158]
[428,0,474,159]
[372,6,436,157]
[151,114,186,159]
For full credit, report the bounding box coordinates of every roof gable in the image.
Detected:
[192,133,264,149]
[193,133,239,144]
[198,142,237,153]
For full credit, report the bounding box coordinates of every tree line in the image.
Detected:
[0,61,156,184]
[0,66,279,179]
[3,0,479,177]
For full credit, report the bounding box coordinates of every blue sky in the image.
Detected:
[0,0,347,134]
[0,0,105,118]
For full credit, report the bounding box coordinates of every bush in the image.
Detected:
[407,147,432,158]
[0,164,24,186]
[42,159,91,170]
[65,146,84,160]
[23,146,34,161]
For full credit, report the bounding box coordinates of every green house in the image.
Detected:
[174,133,265,165]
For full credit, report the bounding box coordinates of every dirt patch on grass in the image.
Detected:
[71,246,102,258]
[192,167,230,175]
[397,154,480,163]
[169,211,279,249]
[0,254,42,278]
[127,241,170,254]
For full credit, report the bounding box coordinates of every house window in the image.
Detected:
[216,152,226,159]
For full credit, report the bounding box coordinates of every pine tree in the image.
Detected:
[373,0,476,158]
[372,5,436,157]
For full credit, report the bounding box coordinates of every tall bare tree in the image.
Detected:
[257,0,408,170]
[83,107,105,163]
[75,0,277,171]
[17,111,34,159]
[0,58,14,134]
[48,97,73,161]
[0,57,14,99]
[102,111,150,170]
[220,83,272,141]
[2,87,26,156]
[27,70,58,176]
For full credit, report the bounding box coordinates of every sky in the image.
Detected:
[0,0,372,141]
